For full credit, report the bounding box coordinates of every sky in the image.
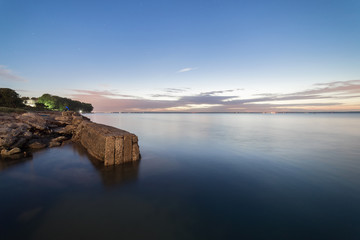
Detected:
[1,0,360,112]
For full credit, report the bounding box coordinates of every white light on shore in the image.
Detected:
[79,110,83,114]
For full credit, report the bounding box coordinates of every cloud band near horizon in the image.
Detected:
[69,80,360,112]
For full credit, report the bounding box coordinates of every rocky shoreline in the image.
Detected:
[0,111,140,165]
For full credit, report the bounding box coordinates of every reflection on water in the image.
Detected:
[95,162,139,187]
[71,143,139,187]
[0,155,33,171]
[1,113,360,240]
[0,143,139,187]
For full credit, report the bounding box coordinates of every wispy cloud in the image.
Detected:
[251,80,360,103]
[163,88,189,93]
[150,94,179,98]
[70,89,138,99]
[0,65,27,82]
[201,89,243,95]
[15,89,30,92]
[177,67,197,73]
[290,79,360,96]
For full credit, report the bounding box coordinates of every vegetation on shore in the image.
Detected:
[37,94,93,112]
[0,88,93,113]
[0,88,25,109]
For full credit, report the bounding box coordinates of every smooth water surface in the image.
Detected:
[1,113,360,239]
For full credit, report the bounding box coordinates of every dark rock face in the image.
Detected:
[0,111,140,166]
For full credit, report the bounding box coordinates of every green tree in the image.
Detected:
[37,94,56,109]
[37,93,93,112]
[35,102,46,110]
[0,88,25,108]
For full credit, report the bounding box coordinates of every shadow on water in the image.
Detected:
[70,143,140,187]
[0,142,140,188]
[0,154,33,171]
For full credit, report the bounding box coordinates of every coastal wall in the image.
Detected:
[0,111,140,166]
[73,121,140,165]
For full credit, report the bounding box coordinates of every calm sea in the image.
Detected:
[1,113,360,239]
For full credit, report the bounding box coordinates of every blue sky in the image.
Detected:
[1,0,360,111]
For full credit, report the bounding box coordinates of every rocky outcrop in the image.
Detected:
[0,111,140,166]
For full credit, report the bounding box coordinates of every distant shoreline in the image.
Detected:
[90,111,360,114]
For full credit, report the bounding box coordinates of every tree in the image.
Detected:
[35,102,46,110]
[0,88,25,108]
[37,94,55,109]
[37,93,93,112]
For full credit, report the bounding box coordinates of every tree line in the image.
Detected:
[0,88,93,113]
[37,94,93,112]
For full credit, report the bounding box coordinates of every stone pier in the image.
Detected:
[72,121,140,166]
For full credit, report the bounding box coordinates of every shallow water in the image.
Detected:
[1,113,360,239]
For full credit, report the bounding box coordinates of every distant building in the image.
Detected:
[24,98,37,107]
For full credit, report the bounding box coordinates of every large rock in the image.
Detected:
[49,141,61,147]
[52,125,75,135]
[23,131,33,138]
[53,111,81,125]
[64,124,77,134]
[11,137,27,149]
[0,134,18,148]
[16,113,48,130]
[52,136,68,142]
[28,141,47,149]
[0,123,29,148]
[54,116,72,125]
[0,115,15,124]
[48,136,68,148]
[72,116,83,126]
[62,111,76,117]
[73,121,140,166]
[0,126,12,136]
[10,123,31,132]
[1,147,21,156]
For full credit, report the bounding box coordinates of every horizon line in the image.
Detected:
[88,111,360,114]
